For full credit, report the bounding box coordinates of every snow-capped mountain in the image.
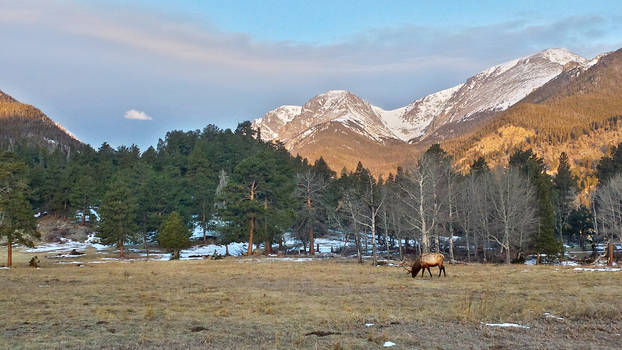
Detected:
[252,105,301,140]
[251,48,607,174]
[254,48,593,148]
[375,48,591,142]
[252,90,399,149]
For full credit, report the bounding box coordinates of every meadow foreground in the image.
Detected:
[1,255,622,349]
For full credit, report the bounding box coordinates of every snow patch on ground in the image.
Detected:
[383,341,396,347]
[47,253,85,259]
[484,323,530,329]
[180,242,247,259]
[282,232,349,253]
[54,261,86,265]
[544,312,564,321]
[236,257,317,263]
[24,235,108,253]
[574,267,621,272]
[265,257,314,262]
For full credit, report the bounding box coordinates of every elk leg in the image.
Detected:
[427,267,432,278]
[421,268,425,278]
[438,265,446,277]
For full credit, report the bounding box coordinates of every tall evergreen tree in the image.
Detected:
[596,142,622,184]
[0,153,39,267]
[567,205,593,248]
[510,149,561,258]
[553,152,578,249]
[188,142,217,241]
[218,151,295,255]
[98,175,138,258]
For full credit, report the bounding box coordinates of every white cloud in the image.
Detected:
[124,109,152,120]
[2,1,618,76]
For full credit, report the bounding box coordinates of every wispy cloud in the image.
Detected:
[0,0,620,148]
[124,109,152,121]
[0,1,619,75]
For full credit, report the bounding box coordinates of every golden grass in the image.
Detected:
[1,249,622,349]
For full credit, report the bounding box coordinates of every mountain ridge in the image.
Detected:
[0,89,82,154]
[252,48,603,175]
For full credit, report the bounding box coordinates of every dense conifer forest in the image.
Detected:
[3,118,622,265]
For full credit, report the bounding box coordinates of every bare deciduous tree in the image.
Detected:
[487,168,538,264]
[595,173,622,265]
[400,156,443,254]
[294,169,329,255]
[342,174,385,265]
[456,175,479,262]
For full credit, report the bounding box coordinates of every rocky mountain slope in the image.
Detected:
[0,89,82,155]
[252,48,599,175]
[386,48,591,142]
[444,48,622,201]
[252,90,418,174]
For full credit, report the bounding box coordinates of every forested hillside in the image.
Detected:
[442,48,622,201]
[0,90,82,156]
[5,114,622,266]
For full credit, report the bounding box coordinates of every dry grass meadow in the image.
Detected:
[2,249,622,349]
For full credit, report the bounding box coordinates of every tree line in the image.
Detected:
[3,121,622,266]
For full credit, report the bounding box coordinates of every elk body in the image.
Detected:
[405,253,446,278]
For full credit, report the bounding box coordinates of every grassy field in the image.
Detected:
[1,249,622,349]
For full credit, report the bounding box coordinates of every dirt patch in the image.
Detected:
[305,331,341,337]
[37,216,93,242]
[190,326,208,333]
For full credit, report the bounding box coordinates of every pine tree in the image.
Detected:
[0,152,39,267]
[567,205,593,248]
[510,149,561,259]
[469,157,490,176]
[218,151,295,255]
[188,143,217,241]
[313,157,336,180]
[97,176,138,258]
[596,142,622,184]
[157,211,191,259]
[553,152,578,250]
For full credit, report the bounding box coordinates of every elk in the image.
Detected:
[402,253,446,278]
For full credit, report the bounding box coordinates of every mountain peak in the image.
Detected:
[304,90,357,110]
[534,48,587,66]
[319,89,349,96]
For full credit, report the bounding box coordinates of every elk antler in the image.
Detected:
[400,259,413,273]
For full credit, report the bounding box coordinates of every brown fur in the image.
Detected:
[409,253,446,278]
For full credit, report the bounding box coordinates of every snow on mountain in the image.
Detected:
[396,48,588,141]
[587,52,610,68]
[53,120,80,142]
[252,105,301,140]
[253,90,400,148]
[374,83,464,141]
[252,48,591,146]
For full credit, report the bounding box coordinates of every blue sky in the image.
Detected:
[1,0,621,149]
